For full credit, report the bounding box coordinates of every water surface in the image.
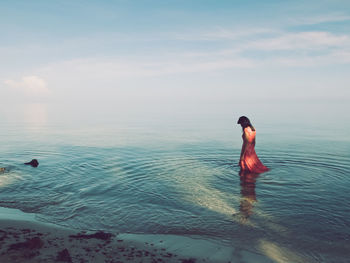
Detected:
[1,102,349,262]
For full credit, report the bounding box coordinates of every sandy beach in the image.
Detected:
[0,207,278,263]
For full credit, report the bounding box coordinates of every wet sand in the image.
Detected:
[0,207,275,263]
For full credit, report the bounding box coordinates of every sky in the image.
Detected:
[1,0,350,126]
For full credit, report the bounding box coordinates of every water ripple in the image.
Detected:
[1,140,350,262]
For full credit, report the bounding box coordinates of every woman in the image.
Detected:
[237,116,269,173]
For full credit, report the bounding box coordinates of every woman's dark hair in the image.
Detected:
[237,116,255,131]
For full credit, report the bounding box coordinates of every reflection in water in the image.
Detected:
[239,170,260,224]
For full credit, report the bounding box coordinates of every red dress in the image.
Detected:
[240,127,269,173]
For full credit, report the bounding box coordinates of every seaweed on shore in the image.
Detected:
[69,231,113,241]
[56,248,73,262]
[8,236,43,250]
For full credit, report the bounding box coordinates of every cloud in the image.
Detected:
[4,75,49,95]
[39,55,254,83]
[246,31,350,51]
[289,13,350,26]
[173,27,276,41]
[37,30,349,88]
[173,29,350,67]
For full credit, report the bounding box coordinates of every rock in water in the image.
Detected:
[0,167,5,173]
[24,159,39,167]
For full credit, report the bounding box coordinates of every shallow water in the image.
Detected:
[1,105,350,262]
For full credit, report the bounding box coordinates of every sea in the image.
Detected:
[0,101,349,262]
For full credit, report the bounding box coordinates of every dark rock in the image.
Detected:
[24,159,39,167]
[21,228,32,233]
[69,231,113,241]
[9,237,43,250]
[181,259,196,263]
[56,248,73,262]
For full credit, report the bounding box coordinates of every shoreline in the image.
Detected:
[0,207,274,263]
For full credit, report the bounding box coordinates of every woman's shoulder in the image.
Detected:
[244,127,256,137]
[244,126,256,133]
